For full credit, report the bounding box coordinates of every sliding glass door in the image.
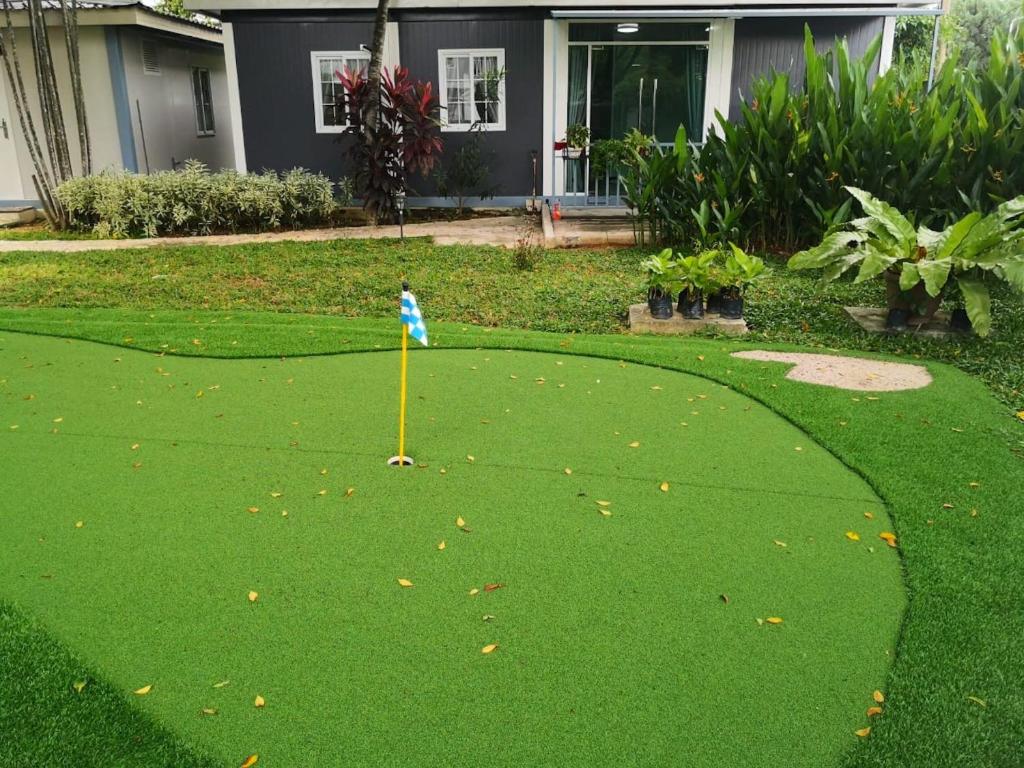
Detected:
[565,22,710,197]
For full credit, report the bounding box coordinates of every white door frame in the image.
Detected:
[543,18,734,198]
[0,74,26,201]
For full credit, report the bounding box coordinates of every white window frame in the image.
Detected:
[310,50,370,134]
[191,66,216,137]
[437,48,506,133]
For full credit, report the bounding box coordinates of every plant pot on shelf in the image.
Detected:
[720,291,744,319]
[883,269,943,327]
[677,288,704,319]
[705,289,724,315]
[648,288,673,320]
[949,307,973,333]
[564,147,584,159]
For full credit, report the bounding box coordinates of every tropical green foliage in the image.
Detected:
[789,186,1024,335]
[640,249,679,295]
[641,245,764,297]
[622,20,1024,252]
[723,244,767,296]
[57,163,343,238]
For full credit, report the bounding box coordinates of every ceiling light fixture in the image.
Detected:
[616,22,639,34]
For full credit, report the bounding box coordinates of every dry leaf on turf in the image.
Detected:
[484,583,505,592]
[134,685,153,695]
[481,644,498,654]
[456,516,465,527]
[564,467,572,475]
[855,727,871,738]
[397,578,414,588]
[872,690,885,703]
[967,695,987,707]
[466,455,475,463]
[345,487,355,497]
[596,500,611,507]
[866,706,883,717]
[600,509,612,517]
[247,506,260,514]
[72,680,87,694]
[659,482,669,493]
[248,591,259,602]
[864,511,875,520]
[468,588,480,596]
[254,695,265,708]
[765,617,784,625]
[845,531,861,542]
[240,755,259,768]
[201,707,219,716]
[628,441,640,448]
[772,539,787,548]
[437,540,446,551]
[270,492,282,498]
[213,680,230,688]
[720,594,730,605]
[879,532,897,548]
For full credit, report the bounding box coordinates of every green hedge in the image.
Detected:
[56,163,348,238]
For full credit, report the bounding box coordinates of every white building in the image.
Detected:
[0,1,234,206]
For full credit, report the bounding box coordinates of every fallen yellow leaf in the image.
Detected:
[864,511,875,520]
[596,500,611,507]
[74,521,84,529]
[134,684,152,695]
[967,695,987,708]
[437,540,446,551]
[468,588,479,596]
[131,443,140,451]
[879,532,897,548]
[201,707,218,716]
[72,680,87,694]
[600,509,612,517]
[213,680,230,688]
[270,492,282,498]
[873,690,885,703]
[772,539,787,548]
[456,516,465,527]
[866,706,883,717]
[855,727,871,738]
[659,482,669,493]
[564,467,572,475]
[248,591,259,602]
[196,390,204,398]
[345,487,355,497]
[765,617,784,625]
[317,489,327,496]
[240,755,259,768]
[1016,411,1024,421]
[628,441,640,448]
[254,695,265,708]
[397,578,414,588]
[247,506,260,514]
[481,643,498,654]
[466,455,475,463]
[845,531,861,542]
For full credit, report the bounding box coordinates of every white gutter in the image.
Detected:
[551,6,943,17]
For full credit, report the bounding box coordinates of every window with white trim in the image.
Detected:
[191,67,215,137]
[438,48,505,132]
[311,50,369,133]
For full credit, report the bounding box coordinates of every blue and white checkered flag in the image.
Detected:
[400,289,428,346]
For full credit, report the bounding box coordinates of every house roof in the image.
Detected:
[2,1,222,44]
[185,0,941,15]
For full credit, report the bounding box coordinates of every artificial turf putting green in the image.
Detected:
[0,331,904,767]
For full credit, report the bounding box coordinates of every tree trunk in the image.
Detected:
[363,0,390,138]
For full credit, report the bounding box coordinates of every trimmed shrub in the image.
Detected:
[57,162,346,238]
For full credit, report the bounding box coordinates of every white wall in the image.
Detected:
[3,25,122,201]
[119,28,234,172]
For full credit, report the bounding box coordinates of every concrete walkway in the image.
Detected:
[0,216,530,253]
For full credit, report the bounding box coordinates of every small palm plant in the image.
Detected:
[641,248,680,319]
[789,187,1024,335]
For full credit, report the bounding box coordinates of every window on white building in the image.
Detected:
[191,67,215,137]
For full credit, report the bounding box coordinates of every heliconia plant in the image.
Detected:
[789,186,1024,336]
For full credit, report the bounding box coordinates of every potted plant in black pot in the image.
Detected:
[719,244,766,319]
[641,249,679,320]
[703,252,726,314]
[674,250,716,319]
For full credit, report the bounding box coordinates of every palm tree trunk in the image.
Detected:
[363,0,390,137]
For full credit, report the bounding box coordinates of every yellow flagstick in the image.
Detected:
[397,322,408,466]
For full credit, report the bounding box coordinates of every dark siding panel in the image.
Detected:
[399,16,544,196]
[231,18,374,180]
[728,17,884,120]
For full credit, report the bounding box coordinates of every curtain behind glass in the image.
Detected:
[566,46,588,194]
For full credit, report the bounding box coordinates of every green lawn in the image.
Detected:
[1,309,1022,767]
[0,238,1021,409]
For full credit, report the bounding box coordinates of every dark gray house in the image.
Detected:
[188,0,941,206]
